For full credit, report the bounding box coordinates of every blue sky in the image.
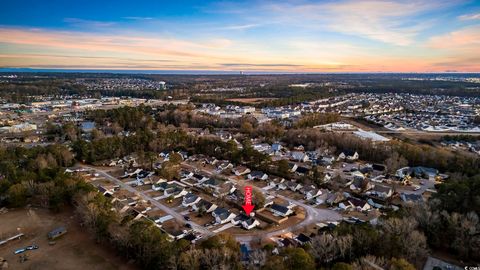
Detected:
[0,0,479,72]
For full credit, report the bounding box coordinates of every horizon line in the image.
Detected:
[1,68,479,75]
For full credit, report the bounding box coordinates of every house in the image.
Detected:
[232,214,260,230]
[284,180,303,192]
[192,173,209,183]
[192,199,217,213]
[183,233,197,243]
[313,190,331,205]
[303,188,323,200]
[288,162,298,172]
[247,171,268,181]
[137,170,154,179]
[212,208,236,224]
[325,192,345,205]
[133,203,152,214]
[368,184,394,199]
[121,168,142,178]
[253,143,271,153]
[215,130,233,141]
[204,157,218,165]
[167,230,187,241]
[127,198,138,206]
[295,166,310,176]
[272,143,282,153]
[276,180,287,190]
[338,150,359,162]
[159,151,170,159]
[345,197,371,211]
[233,166,251,176]
[216,161,233,172]
[163,184,188,199]
[201,178,223,189]
[290,151,309,162]
[178,151,189,160]
[360,165,374,175]
[201,178,236,197]
[347,151,359,162]
[152,181,174,191]
[324,172,333,182]
[97,185,114,197]
[295,233,312,245]
[182,193,202,207]
[319,156,335,166]
[280,237,297,248]
[270,203,293,217]
[300,185,316,195]
[213,182,237,198]
[180,170,194,179]
[241,218,260,230]
[349,178,374,192]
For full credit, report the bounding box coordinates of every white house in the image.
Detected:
[232,214,260,230]
[338,151,359,162]
[192,199,217,213]
[344,198,371,211]
[182,193,201,207]
[164,186,188,199]
[212,208,236,224]
[152,181,174,191]
[216,161,234,172]
[247,171,268,181]
[233,166,251,176]
[303,187,323,200]
[290,151,309,162]
[289,162,298,173]
[285,180,303,192]
[368,184,394,199]
[270,203,293,217]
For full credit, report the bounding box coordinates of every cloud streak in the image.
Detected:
[458,13,480,20]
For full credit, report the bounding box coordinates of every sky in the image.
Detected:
[0,0,479,73]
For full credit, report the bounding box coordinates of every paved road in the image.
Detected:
[76,165,214,237]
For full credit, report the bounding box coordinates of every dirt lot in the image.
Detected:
[0,207,136,270]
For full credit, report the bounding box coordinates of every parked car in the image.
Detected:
[183,215,190,221]
[14,245,39,254]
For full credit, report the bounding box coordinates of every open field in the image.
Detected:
[0,207,136,270]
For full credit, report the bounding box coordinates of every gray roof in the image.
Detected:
[271,203,289,214]
[183,193,198,204]
[213,208,231,220]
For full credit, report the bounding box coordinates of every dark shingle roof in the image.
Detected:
[271,203,289,214]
